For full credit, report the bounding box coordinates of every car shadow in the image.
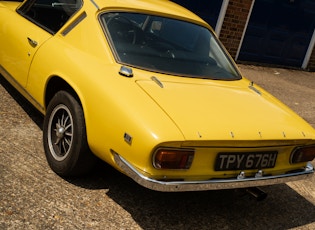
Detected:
[71,162,315,230]
[0,74,44,129]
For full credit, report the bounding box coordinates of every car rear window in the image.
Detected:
[100,12,241,80]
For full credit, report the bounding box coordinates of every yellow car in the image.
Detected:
[1,0,315,193]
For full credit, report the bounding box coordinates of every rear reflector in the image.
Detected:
[153,148,194,169]
[291,145,315,164]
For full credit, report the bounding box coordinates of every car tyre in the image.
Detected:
[43,90,96,176]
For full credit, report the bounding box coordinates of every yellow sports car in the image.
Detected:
[1,0,315,193]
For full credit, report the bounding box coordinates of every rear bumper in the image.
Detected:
[113,153,314,192]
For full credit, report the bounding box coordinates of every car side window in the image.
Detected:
[18,0,82,33]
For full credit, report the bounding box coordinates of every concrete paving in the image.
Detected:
[239,65,315,128]
[1,64,315,229]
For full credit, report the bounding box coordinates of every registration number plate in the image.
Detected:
[215,151,278,171]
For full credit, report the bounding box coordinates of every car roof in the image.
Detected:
[93,0,208,28]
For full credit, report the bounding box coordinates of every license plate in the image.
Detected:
[215,151,278,171]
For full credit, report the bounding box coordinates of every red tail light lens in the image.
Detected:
[291,145,315,164]
[153,148,195,169]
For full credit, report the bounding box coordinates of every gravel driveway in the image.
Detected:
[1,65,315,229]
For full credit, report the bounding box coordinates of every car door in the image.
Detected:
[0,2,52,88]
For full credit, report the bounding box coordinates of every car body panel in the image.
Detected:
[94,0,206,27]
[137,77,315,141]
[0,2,51,87]
[0,0,314,191]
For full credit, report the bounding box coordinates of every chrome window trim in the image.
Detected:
[61,11,87,36]
[89,0,99,10]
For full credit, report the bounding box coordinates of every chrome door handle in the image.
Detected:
[27,37,38,47]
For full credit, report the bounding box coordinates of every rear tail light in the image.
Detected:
[153,148,195,169]
[291,145,315,164]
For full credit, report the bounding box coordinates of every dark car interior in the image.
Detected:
[17,0,81,33]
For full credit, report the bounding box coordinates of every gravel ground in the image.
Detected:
[1,65,315,229]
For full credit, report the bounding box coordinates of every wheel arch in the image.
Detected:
[43,83,97,176]
[45,76,82,112]
[43,75,103,162]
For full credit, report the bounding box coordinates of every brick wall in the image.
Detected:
[308,48,315,71]
[219,0,253,59]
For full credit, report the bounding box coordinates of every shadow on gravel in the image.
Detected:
[107,174,315,229]
[72,161,315,230]
[0,75,43,129]
[64,161,114,190]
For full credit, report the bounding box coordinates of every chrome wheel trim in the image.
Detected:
[47,104,74,161]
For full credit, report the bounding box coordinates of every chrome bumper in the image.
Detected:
[113,153,315,192]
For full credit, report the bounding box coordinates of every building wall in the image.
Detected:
[173,0,315,71]
[219,0,252,59]
[309,49,315,71]
[218,0,315,71]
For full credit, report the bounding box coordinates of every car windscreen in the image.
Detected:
[100,12,241,80]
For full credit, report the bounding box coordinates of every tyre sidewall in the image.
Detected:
[43,91,89,176]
